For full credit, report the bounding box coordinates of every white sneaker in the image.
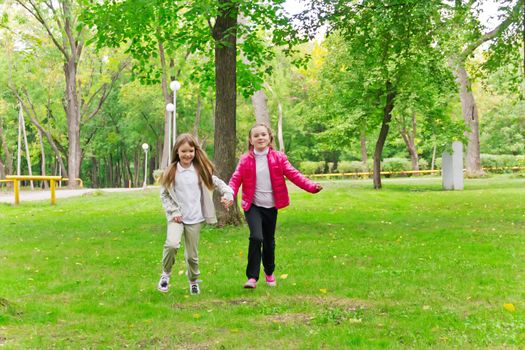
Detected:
[189,282,200,295]
[157,273,170,293]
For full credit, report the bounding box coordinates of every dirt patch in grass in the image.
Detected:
[136,336,212,350]
[266,313,313,324]
[290,295,368,311]
[172,298,256,310]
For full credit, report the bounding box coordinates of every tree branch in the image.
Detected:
[16,0,69,59]
[459,1,522,61]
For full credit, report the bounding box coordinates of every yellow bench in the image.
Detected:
[5,175,63,205]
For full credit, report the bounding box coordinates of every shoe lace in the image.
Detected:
[160,276,169,286]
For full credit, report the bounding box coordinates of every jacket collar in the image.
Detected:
[249,147,273,158]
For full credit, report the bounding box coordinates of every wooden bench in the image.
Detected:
[5,175,63,205]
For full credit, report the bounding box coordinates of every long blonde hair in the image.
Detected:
[160,133,215,190]
[247,123,275,151]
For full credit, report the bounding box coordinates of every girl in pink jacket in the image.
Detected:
[229,124,322,289]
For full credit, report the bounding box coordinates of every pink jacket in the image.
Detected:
[229,148,320,211]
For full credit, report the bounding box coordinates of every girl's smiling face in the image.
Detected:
[250,125,271,152]
[177,142,195,168]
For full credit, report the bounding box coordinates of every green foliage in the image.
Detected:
[298,160,324,175]
[337,161,368,173]
[481,154,525,169]
[382,157,412,173]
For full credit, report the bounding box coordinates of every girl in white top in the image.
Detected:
[158,134,233,295]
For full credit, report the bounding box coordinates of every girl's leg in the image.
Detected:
[244,205,264,281]
[183,223,202,282]
[261,208,278,276]
[162,221,184,274]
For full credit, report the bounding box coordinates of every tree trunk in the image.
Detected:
[400,112,419,172]
[252,90,271,126]
[431,143,437,171]
[0,118,13,177]
[194,95,202,143]
[20,106,34,189]
[277,103,285,152]
[64,58,81,188]
[37,129,49,189]
[455,63,483,177]
[91,156,98,188]
[134,151,140,187]
[159,40,173,169]
[212,0,242,226]
[360,129,367,164]
[373,82,396,189]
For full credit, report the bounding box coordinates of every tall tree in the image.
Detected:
[446,0,522,176]
[87,0,300,224]
[12,0,124,187]
[298,2,455,188]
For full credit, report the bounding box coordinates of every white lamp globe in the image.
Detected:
[170,80,181,91]
[142,143,149,151]
[166,103,175,112]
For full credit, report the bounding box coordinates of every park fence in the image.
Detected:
[305,166,525,180]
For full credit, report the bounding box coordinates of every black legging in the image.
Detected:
[244,204,278,280]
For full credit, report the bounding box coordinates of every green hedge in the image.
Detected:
[337,161,369,173]
[299,155,523,176]
[299,161,325,175]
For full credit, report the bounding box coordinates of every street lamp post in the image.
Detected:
[165,103,175,162]
[169,80,181,145]
[142,143,149,188]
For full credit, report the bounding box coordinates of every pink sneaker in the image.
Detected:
[244,278,257,289]
[265,274,276,287]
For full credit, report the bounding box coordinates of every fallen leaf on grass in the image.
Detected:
[319,288,327,294]
[503,303,516,312]
[193,313,201,319]
[280,274,288,280]
[178,270,184,276]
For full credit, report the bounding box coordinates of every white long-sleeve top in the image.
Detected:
[253,148,275,208]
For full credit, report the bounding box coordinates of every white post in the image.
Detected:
[58,157,62,188]
[166,103,175,162]
[452,141,464,190]
[142,143,149,188]
[170,81,181,145]
[17,104,22,176]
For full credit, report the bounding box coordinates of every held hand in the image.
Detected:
[172,216,183,223]
[220,197,234,210]
[315,183,323,192]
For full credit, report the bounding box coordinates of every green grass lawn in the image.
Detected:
[1,175,524,349]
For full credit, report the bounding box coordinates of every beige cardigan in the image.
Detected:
[160,175,233,224]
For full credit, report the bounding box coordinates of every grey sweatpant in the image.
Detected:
[162,221,202,282]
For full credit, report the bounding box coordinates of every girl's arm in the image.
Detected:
[212,175,234,201]
[228,160,243,198]
[160,186,182,221]
[281,154,322,193]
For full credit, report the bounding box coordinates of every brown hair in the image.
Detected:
[247,123,275,151]
[160,133,215,190]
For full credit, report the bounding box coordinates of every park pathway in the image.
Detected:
[0,187,148,204]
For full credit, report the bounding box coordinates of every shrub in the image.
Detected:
[418,158,429,170]
[337,161,368,173]
[382,158,412,173]
[153,169,164,184]
[299,161,325,175]
[481,154,523,173]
